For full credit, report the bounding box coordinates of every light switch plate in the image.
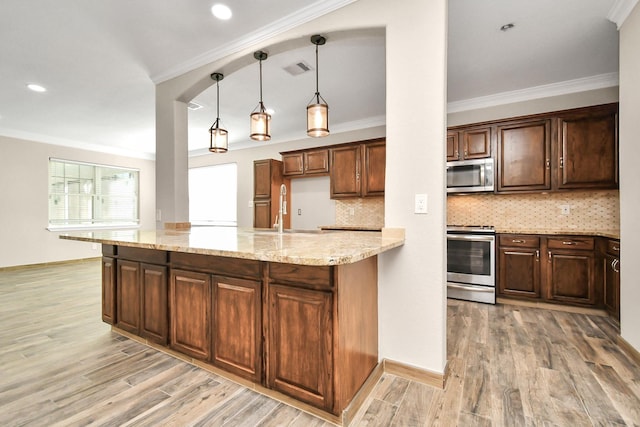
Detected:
[415,194,428,214]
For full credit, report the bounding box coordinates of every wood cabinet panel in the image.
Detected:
[362,141,386,197]
[253,200,272,229]
[253,159,290,229]
[447,131,460,161]
[304,149,330,175]
[546,249,595,305]
[603,253,620,321]
[547,237,594,251]
[557,105,618,190]
[116,259,141,334]
[267,284,333,411]
[463,127,492,159]
[212,276,262,382]
[140,263,168,344]
[254,159,273,199]
[169,269,211,361]
[330,145,361,198]
[282,153,304,176]
[498,247,541,298]
[497,119,551,192]
[102,257,116,324]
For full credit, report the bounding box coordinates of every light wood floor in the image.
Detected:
[1,260,639,426]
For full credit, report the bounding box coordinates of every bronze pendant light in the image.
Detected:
[307,35,329,138]
[250,51,271,141]
[208,72,228,153]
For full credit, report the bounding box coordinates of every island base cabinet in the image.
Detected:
[102,257,116,324]
[212,276,262,382]
[267,284,333,412]
[116,260,141,335]
[140,264,168,345]
[169,269,211,361]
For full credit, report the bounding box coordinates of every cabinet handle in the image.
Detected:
[559,157,564,168]
[536,250,540,261]
[512,239,525,243]
[612,246,620,252]
[546,159,550,169]
[548,251,552,262]
[455,150,459,158]
[464,150,468,157]
[612,259,620,273]
[562,241,577,245]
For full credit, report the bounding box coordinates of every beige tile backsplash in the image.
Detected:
[447,190,619,232]
[335,198,385,227]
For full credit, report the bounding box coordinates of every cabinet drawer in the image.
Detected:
[499,235,540,248]
[269,263,332,290]
[170,252,262,279]
[607,239,620,255]
[547,237,594,251]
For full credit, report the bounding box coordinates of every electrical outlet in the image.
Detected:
[156,209,162,221]
[415,194,428,214]
[560,204,570,215]
[298,209,302,216]
[248,200,253,208]
[349,208,355,216]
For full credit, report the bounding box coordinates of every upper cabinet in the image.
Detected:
[447,126,492,161]
[282,149,329,177]
[253,159,290,229]
[330,138,385,199]
[556,103,618,190]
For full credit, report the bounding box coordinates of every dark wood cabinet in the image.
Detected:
[498,235,541,299]
[140,263,168,344]
[282,149,329,177]
[101,256,116,324]
[601,239,620,321]
[546,237,596,306]
[169,269,211,361]
[497,119,551,192]
[212,276,262,382]
[253,159,290,229]
[116,259,141,335]
[330,139,385,199]
[447,127,492,161]
[556,104,618,190]
[268,283,333,411]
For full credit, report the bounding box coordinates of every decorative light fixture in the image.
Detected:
[307,34,329,138]
[211,4,232,20]
[250,51,271,141]
[209,72,228,153]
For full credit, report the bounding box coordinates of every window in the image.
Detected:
[48,159,139,229]
[189,163,237,226]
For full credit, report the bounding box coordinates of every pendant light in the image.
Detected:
[250,51,271,141]
[307,35,329,138]
[209,72,228,153]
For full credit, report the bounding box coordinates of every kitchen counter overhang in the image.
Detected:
[60,226,405,265]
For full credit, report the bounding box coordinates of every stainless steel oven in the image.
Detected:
[447,225,496,304]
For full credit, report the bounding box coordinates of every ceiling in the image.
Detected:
[0,0,619,158]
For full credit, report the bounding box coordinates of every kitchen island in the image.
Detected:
[60,227,404,423]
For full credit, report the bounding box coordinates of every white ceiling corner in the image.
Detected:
[607,0,640,29]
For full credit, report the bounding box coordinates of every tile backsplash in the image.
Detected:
[447,190,619,232]
[335,198,385,227]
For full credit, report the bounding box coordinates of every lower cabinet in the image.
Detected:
[140,263,168,344]
[602,239,620,321]
[267,284,333,411]
[117,259,142,335]
[101,256,116,324]
[498,234,598,308]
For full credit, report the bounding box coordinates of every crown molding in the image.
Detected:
[447,72,619,114]
[608,0,640,29]
[151,0,356,84]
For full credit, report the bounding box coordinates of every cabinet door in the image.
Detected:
[447,131,460,161]
[330,145,361,198]
[462,127,491,159]
[497,119,551,192]
[170,269,211,361]
[140,263,168,344]
[362,141,385,197]
[546,250,596,305]
[212,276,262,382]
[102,257,116,324]
[267,284,333,411]
[253,200,272,229]
[254,159,273,199]
[498,247,541,299]
[117,259,141,334]
[282,153,304,176]
[603,254,620,320]
[304,149,329,175]
[557,106,618,189]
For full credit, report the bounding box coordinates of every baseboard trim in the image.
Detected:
[383,358,447,389]
[617,335,640,366]
[0,257,100,272]
[497,297,608,317]
[342,362,384,426]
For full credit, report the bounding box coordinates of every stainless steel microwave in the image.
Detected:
[446,158,494,193]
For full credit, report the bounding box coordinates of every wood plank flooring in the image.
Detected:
[1,260,639,426]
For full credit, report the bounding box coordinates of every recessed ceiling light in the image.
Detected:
[27,83,47,92]
[211,4,232,20]
[500,23,515,32]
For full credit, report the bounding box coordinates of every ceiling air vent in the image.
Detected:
[187,101,203,111]
[283,60,313,76]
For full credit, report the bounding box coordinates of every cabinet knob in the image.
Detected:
[548,251,552,262]
[612,246,620,252]
[512,239,525,243]
[559,157,564,168]
[546,159,550,169]
[562,241,577,245]
[536,250,540,261]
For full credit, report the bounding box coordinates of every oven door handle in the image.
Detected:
[447,283,494,293]
[447,234,495,242]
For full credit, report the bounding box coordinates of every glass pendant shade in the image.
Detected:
[208,72,228,153]
[250,51,271,141]
[307,35,329,138]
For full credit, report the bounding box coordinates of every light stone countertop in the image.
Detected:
[495,228,620,240]
[60,227,405,266]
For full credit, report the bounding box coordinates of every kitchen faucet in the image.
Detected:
[277,183,287,234]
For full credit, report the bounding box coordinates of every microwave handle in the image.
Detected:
[479,162,485,185]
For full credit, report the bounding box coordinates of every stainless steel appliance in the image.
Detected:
[446,158,494,193]
[447,225,496,304]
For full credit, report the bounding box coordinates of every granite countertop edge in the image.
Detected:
[495,228,620,239]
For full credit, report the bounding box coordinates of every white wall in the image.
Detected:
[0,135,156,268]
[290,176,335,230]
[619,3,640,352]
[159,0,448,374]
